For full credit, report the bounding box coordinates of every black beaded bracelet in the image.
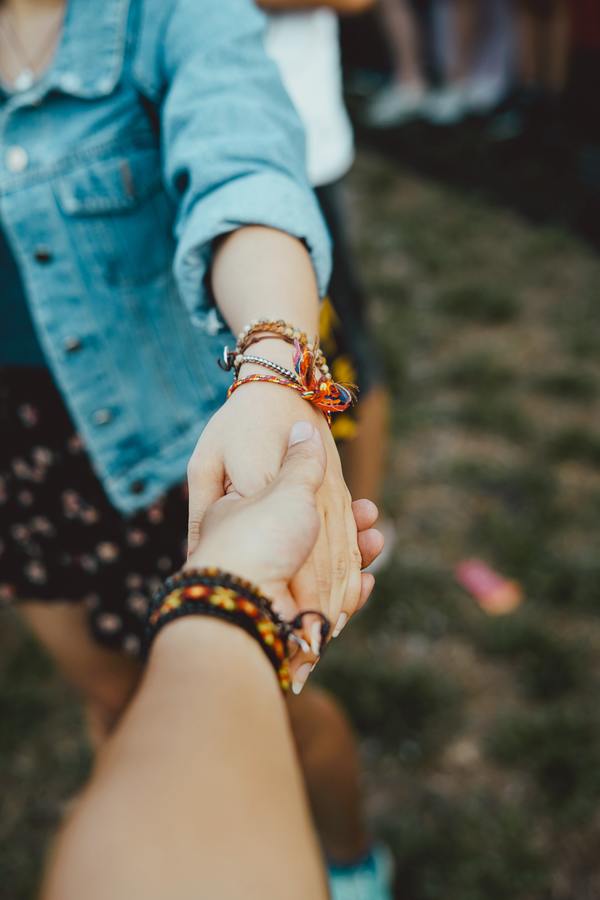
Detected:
[144,567,331,693]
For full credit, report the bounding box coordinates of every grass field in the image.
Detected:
[2,147,600,899]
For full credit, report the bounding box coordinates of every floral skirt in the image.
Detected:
[0,367,189,658]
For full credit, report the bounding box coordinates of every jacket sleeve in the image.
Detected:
[159,0,331,331]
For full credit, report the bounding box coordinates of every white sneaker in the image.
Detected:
[365,82,426,128]
[423,84,468,126]
[464,76,505,115]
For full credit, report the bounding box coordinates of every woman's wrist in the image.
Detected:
[152,616,279,692]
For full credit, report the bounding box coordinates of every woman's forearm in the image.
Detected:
[212,227,320,346]
[43,618,328,900]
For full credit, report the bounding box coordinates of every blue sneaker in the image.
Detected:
[328,845,395,900]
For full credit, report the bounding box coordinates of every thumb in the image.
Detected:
[187,454,226,556]
[275,421,326,496]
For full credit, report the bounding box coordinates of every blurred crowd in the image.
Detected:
[349,1,599,156]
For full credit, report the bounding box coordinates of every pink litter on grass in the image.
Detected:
[455,558,523,615]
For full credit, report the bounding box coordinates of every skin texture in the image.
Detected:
[9,0,376,867]
[42,425,383,900]
[192,227,366,649]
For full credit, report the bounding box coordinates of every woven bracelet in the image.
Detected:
[145,568,291,691]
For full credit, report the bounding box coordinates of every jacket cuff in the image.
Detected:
[174,171,332,334]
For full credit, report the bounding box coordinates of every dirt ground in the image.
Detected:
[2,147,600,899]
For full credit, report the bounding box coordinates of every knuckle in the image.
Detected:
[332,553,348,581]
[315,572,330,600]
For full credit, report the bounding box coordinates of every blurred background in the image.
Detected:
[2,1,600,897]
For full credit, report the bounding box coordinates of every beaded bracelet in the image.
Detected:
[145,567,331,693]
[238,319,330,378]
[219,318,330,381]
[221,319,356,424]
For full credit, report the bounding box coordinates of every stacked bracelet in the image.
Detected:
[219,319,356,425]
[145,567,331,693]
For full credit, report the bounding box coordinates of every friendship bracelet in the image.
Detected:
[146,573,291,691]
[145,567,332,693]
[221,318,330,380]
[220,319,356,424]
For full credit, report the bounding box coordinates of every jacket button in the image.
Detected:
[93,408,112,426]
[34,246,53,264]
[5,146,29,173]
[64,336,83,353]
[130,480,146,495]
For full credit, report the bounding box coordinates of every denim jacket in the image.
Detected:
[0,0,331,514]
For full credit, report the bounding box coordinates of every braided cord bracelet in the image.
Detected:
[145,567,331,693]
[227,373,353,425]
[221,320,356,425]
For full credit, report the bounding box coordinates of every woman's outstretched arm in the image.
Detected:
[43,616,328,900]
[42,426,383,900]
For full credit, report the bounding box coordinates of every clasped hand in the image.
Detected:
[186,385,383,683]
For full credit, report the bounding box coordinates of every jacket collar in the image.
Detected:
[43,0,131,100]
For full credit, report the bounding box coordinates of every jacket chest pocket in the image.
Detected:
[55,148,175,286]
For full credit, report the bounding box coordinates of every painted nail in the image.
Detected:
[290,633,311,654]
[332,612,348,638]
[310,621,322,656]
[292,663,313,695]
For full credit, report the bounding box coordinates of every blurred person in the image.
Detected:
[365,0,429,126]
[431,0,513,118]
[489,0,570,142]
[42,423,385,900]
[366,0,501,127]
[0,0,375,892]
[262,0,392,532]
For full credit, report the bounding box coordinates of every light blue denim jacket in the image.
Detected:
[0,0,331,514]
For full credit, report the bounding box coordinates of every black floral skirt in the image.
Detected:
[0,367,188,658]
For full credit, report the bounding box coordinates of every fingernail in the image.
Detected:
[332,613,348,638]
[288,421,315,447]
[292,663,313,695]
[291,633,311,654]
[310,621,322,655]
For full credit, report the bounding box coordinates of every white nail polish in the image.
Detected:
[292,663,313,695]
[291,633,311,654]
[310,621,322,656]
[332,612,348,638]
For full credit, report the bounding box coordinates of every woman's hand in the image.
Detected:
[186,383,380,637]
[186,417,382,688]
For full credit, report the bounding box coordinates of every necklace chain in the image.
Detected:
[0,4,65,86]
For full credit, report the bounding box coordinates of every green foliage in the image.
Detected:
[472,614,588,700]
[443,353,515,391]
[436,284,519,324]
[386,792,546,900]
[545,428,600,466]
[366,563,463,637]
[457,395,532,441]
[320,655,463,764]
[487,705,600,821]
[533,371,596,402]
